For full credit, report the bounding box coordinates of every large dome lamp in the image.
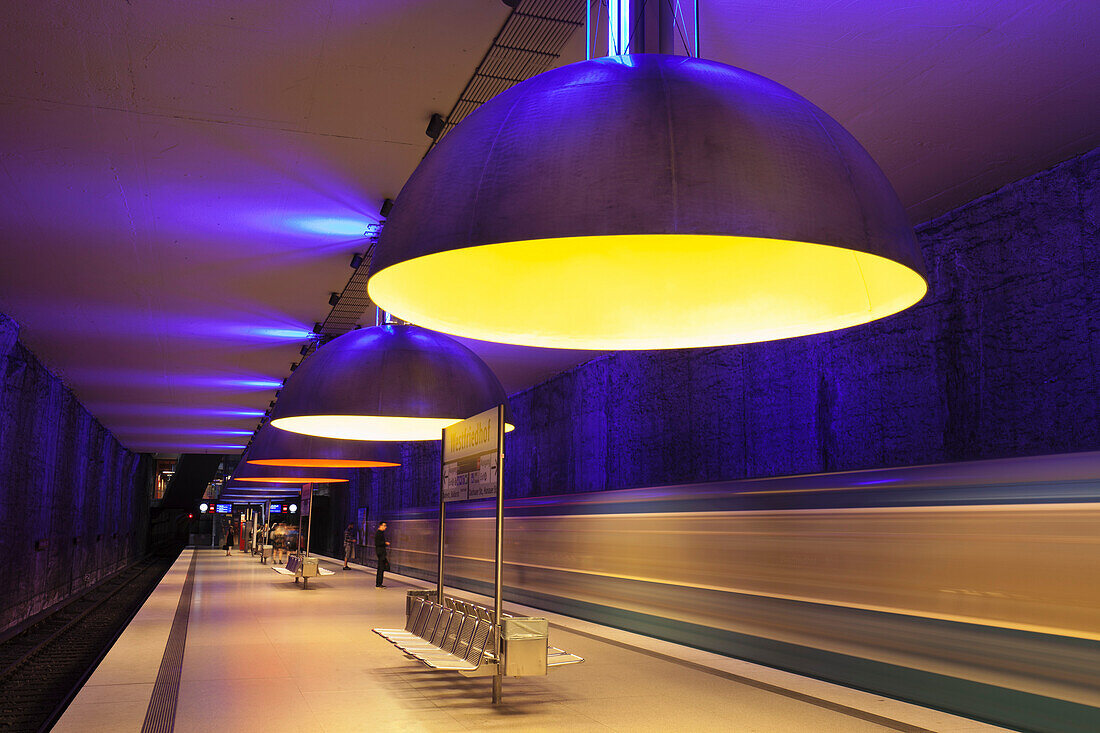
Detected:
[366,4,926,350]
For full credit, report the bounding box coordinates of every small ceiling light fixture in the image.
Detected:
[367,3,926,350]
[328,292,341,307]
[379,198,395,218]
[269,323,511,441]
[245,423,400,468]
[425,113,446,140]
[349,253,364,269]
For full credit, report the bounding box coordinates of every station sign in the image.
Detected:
[270,504,282,513]
[441,406,502,503]
[215,503,232,513]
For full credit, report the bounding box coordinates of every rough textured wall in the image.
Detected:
[0,314,149,634]
[331,146,1098,530]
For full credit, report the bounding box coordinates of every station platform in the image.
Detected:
[55,549,1011,732]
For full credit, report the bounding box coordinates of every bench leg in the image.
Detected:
[302,577,309,588]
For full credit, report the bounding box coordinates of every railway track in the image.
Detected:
[0,553,176,732]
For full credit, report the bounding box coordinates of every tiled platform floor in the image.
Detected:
[54,549,1010,732]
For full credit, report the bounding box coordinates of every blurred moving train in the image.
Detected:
[384,451,1100,733]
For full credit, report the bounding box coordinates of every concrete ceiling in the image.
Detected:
[0,1,1096,453]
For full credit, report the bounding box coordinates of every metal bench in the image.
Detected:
[373,594,583,676]
[272,554,335,587]
[441,596,581,666]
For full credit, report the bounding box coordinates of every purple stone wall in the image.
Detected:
[0,314,150,634]
[336,146,1098,523]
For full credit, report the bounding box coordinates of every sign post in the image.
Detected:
[441,404,505,703]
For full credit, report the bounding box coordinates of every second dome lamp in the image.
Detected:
[268,324,510,441]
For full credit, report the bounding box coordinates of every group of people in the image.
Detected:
[222,515,392,586]
[343,521,390,587]
[222,521,297,562]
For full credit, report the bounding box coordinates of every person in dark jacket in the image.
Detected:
[374,521,390,587]
[342,523,356,570]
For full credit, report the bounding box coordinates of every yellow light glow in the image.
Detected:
[271,415,516,441]
[234,476,349,484]
[247,458,400,468]
[368,234,927,349]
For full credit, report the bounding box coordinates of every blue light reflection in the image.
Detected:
[285,216,375,237]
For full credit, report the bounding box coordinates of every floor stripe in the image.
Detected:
[551,622,934,733]
[141,550,197,733]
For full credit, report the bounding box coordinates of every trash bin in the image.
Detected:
[406,589,437,617]
[502,617,548,676]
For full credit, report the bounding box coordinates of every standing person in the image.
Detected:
[273,524,287,564]
[223,519,233,557]
[342,523,356,570]
[374,521,390,587]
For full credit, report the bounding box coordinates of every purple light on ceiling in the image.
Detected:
[122,427,255,436]
[140,443,248,450]
[213,324,314,341]
[67,369,283,390]
[91,405,265,418]
[284,216,377,237]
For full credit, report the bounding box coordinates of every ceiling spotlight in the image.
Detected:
[364,223,382,236]
[425,113,445,140]
[290,362,299,372]
[350,253,364,269]
[328,292,341,307]
[312,322,323,334]
[380,198,395,218]
[299,344,310,356]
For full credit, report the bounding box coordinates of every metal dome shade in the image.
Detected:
[367,54,927,350]
[245,423,400,468]
[268,324,512,441]
[230,462,349,484]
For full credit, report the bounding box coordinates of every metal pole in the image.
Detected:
[694,0,699,57]
[298,485,305,559]
[305,485,314,558]
[492,403,505,704]
[438,430,446,604]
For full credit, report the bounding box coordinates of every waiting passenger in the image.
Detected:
[272,524,288,564]
[375,521,390,587]
[343,523,356,570]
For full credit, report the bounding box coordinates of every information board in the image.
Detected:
[215,503,231,513]
[270,504,282,513]
[441,406,502,503]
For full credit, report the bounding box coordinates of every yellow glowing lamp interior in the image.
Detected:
[247,458,400,468]
[271,415,516,441]
[368,234,927,350]
[233,476,349,484]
